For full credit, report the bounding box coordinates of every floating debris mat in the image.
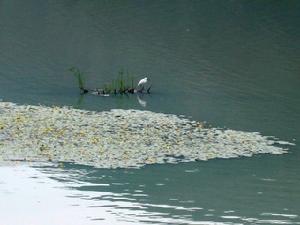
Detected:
[0,102,294,168]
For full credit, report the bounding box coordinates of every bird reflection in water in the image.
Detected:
[137,94,147,107]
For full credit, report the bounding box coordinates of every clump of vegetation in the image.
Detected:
[103,69,135,94]
[69,67,149,95]
[69,67,88,94]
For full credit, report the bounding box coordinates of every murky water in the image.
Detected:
[0,0,299,224]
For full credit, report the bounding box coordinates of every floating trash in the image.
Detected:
[0,102,294,168]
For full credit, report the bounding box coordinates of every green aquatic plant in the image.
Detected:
[101,69,136,94]
[69,67,87,93]
[69,67,142,95]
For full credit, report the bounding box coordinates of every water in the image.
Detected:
[0,0,299,224]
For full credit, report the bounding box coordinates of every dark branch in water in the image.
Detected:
[147,85,152,94]
[80,88,89,94]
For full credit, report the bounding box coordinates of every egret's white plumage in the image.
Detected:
[137,77,148,87]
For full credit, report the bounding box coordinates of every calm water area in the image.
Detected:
[0,0,300,224]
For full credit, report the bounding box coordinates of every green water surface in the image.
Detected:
[0,0,299,224]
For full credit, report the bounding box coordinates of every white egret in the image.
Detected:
[136,77,149,93]
[137,77,148,88]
